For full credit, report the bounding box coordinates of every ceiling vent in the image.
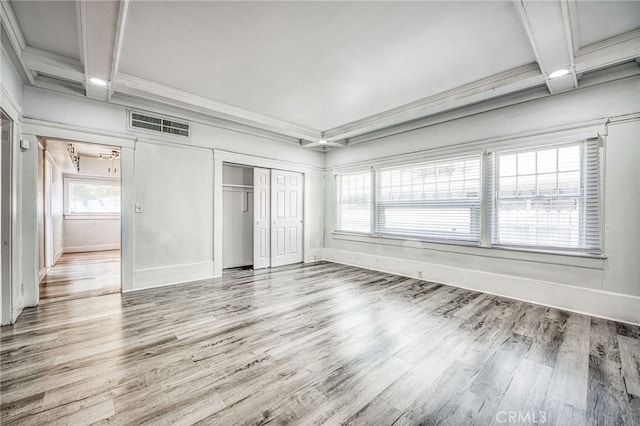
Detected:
[129,111,190,138]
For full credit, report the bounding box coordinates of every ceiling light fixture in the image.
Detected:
[89,77,109,87]
[548,68,571,79]
[318,139,328,145]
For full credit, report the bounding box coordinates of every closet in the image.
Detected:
[222,163,303,270]
[222,165,254,268]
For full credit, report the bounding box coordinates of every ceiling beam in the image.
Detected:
[108,0,130,101]
[513,0,577,94]
[111,73,323,141]
[75,0,89,95]
[322,63,545,142]
[22,47,84,83]
[0,0,35,84]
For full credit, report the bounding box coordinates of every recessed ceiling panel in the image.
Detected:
[119,1,535,130]
[11,0,80,61]
[576,1,640,48]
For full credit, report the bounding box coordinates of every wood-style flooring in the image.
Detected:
[39,251,120,304]
[2,262,639,425]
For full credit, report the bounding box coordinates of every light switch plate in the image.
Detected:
[135,203,144,213]
[20,139,29,149]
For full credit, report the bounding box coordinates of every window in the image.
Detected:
[335,171,371,233]
[491,140,601,253]
[376,155,481,241]
[333,137,603,256]
[65,178,120,215]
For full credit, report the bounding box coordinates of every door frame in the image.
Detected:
[1,108,15,325]
[21,119,136,308]
[213,149,316,277]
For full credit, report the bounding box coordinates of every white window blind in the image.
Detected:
[491,140,601,253]
[376,155,481,242]
[335,171,371,233]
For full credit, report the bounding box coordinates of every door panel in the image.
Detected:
[253,168,270,269]
[270,169,303,267]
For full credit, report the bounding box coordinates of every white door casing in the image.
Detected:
[253,167,271,269]
[270,169,303,267]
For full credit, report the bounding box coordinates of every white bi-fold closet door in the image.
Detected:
[253,168,303,269]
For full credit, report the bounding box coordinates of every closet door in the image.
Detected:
[270,169,303,267]
[253,168,271,269]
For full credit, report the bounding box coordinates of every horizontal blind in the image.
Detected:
[491,140,601,253]
[335,171,371,233]
[376,155,481,242]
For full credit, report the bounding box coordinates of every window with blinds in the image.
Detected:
[333,138,602,256]
[376,155,481,241]
[490,140,601,253]
[335,171,371,233]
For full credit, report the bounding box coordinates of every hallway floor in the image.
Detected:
[39,250,120,304]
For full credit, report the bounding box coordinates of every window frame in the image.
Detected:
[63,176,121,219]
[374,154,482,243]
[489,140,601,255]
[334,170,373,235]
[332,138,603,257]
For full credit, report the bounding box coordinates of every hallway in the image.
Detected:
[39,251,120,304]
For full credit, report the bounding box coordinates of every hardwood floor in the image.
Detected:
[39,251,120,304]
[2,262,639,425]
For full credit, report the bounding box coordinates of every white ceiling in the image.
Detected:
[3,1,639,147]
[119,1,534,130]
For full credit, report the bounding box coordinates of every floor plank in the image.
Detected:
[2,261,639,425]
[39,250,120,304]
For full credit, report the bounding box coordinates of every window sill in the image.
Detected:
[331,231,606,270]
[64,214,121,220]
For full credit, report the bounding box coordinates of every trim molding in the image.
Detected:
[21,118,136,148]
[324,248,640,326]
[0,86,22,121]
[112,73,322,141]
[0,0,34,84]
[64,244,120,253]
[133,261,215,290]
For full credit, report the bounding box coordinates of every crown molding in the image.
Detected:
[111,73,322,142]
[0,0,34,84]
[22,47,84,83]
[323,63,546,142]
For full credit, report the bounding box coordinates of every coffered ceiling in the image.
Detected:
[2,1,639,148]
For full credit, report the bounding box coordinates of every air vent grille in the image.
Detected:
[130,111,190,137]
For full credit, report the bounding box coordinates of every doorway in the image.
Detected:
[37,138,122,303]
[222,163,303,270]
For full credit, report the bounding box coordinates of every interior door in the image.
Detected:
[270,169,303,267]
[253,168,271,269]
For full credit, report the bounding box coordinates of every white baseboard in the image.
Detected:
[53,248,64,265]
[304,247,325,263]
[64,244,121,253]
[325,248,640,326]
[131,261,215,291]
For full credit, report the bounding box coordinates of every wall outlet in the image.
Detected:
[135,203,144,213]
[313,255,318,261]
[417,270,423,279]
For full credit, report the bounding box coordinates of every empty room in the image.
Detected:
[0,1,638,425]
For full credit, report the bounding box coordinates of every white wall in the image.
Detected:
[20,86,325,294]
[134,141,214,287]
[325,74,640,324]
[64,218,120,253]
